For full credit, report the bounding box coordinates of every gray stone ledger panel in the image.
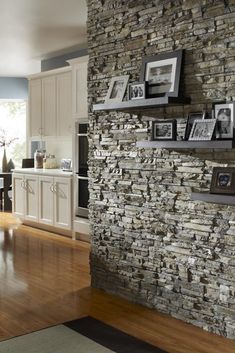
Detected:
[87,0,235,339]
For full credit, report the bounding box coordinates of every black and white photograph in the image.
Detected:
[152,120,176,141]
[215,102,234,139]
[188,119,216,141]
[210,167,235,194]
[128,82,146,100]
[184,112,205,140]
[140,50,183,98]
[148,64,172,90]
[105,75,129,103]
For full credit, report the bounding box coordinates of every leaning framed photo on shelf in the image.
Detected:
[140,49,183,98]
[214,102,235,139]
[210,167,235,194]
[152,119,176,141]
[188,119,216,141]
[184,111,205,140]
[105,75,129,103]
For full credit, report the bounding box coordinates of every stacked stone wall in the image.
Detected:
[87,0,235,338]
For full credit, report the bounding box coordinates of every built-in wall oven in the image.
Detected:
[74,121,89,218]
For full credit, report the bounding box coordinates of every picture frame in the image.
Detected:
[152,119,176,141]
[184,112,206,140]
[128,82,146,100]
[61,159,72,171]
[105,75,129,103]
[210,167,235,195]
[140,49,183,98]
[214,102,235,139]
[188,119,216,141]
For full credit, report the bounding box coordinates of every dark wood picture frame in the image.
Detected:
[152,119,176,141]
[140,49,183,98]
[210,167,235,194]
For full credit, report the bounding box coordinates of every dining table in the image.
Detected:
[0,172,12,211]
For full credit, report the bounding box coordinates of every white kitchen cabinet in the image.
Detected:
[12,174,25,218]
[38,175,72,230]
[12,174,38,222]
[29,79,42,137]
[53,177,72,229]
[28,67,72,138]
[38,176,54,226]
[56,71,72,136]
[42,76,56,136]
[13,170,73,233]
[67,56,88,120]
[24,175,39,222]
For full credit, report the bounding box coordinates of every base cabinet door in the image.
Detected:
[12,174,25,218]
[38,176,54,226]
[53,177,72,230]
[24,175,38,222]
[13,173,72,231]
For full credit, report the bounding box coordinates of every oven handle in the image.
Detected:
[76,175,88,180]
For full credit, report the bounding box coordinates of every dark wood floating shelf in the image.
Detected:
[191,192,235,206]
[93,96,191,112]
[136,140,234,149]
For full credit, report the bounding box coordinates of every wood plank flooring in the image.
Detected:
[0,213,235,353]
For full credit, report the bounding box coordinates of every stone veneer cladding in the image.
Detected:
[87,0,235,338]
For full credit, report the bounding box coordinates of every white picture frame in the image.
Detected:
[105,75,129,103]
[215,102,235,139]
[189,119,216,141]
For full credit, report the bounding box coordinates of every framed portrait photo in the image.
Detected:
[128,82,146,100]
[184,112,205,140]
[210,167,235,194]
[152,119,176,141]
[105,75,129,103]
[140,50,183,98]
[188,119,216,141]
[215,102,235,139]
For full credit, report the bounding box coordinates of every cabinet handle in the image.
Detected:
[50,184,54,193]
[21,180,27,189]
[53,183,57,193]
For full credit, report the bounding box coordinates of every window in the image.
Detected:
[0,100,26,169]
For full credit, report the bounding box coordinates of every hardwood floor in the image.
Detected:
[0,213,235,353]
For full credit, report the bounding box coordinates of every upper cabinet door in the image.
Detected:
[42,76,56,136]
[29,79,42,137]
[56,71,72,136]
[68,56,88,120]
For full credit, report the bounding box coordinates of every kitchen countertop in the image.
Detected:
[13,168,73,177]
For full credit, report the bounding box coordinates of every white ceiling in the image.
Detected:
[0,0,87,77]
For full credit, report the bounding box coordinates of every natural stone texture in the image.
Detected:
[87,0,235,339]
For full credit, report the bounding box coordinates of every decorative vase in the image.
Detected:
[7,158,15,172]
[2,148,8,172]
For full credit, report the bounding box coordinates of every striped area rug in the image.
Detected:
[0,316,168,353]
